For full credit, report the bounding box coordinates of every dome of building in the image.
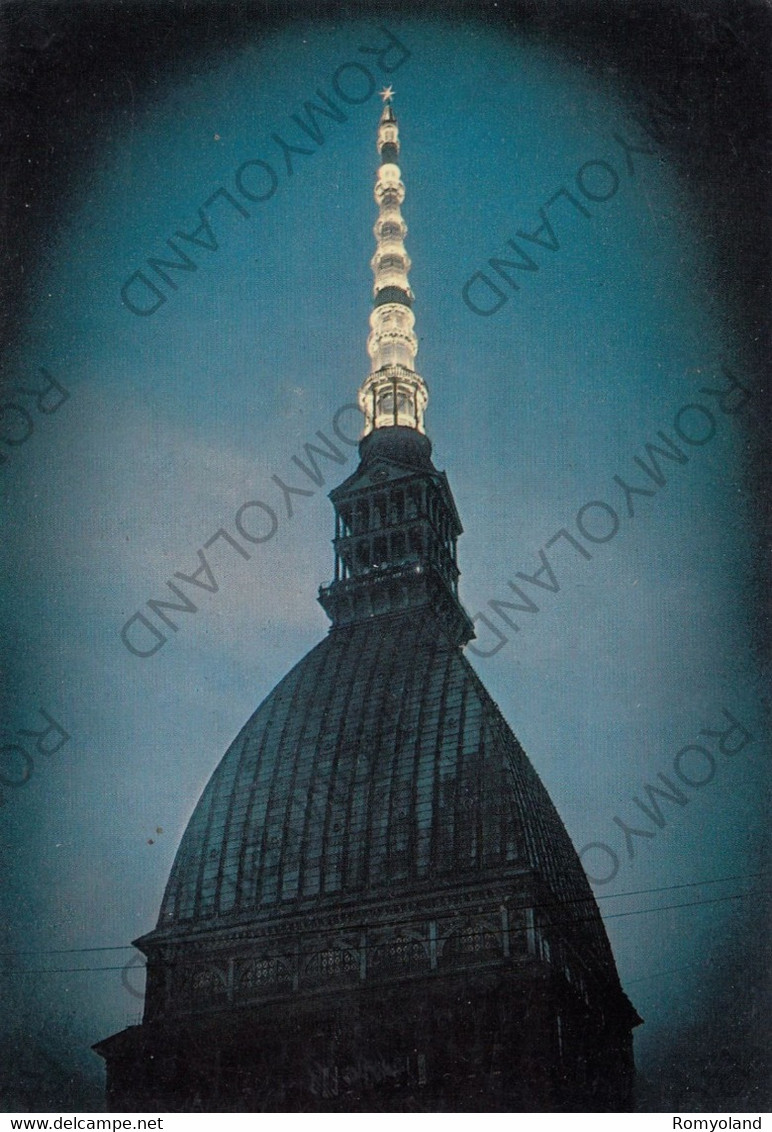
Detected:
[155,605,618,991]
[95,95,639,1113]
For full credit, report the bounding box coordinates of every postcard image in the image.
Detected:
[0,1,769,1116]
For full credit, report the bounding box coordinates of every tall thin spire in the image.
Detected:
[319,95,472,645]
[359,92,429,436]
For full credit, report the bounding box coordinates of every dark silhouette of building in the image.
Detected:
[95,94,641,1113]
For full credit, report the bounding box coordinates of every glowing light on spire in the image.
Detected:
[359,98,429,435]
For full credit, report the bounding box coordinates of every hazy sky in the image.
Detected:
[0,11,767,1110]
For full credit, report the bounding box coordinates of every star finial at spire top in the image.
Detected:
[379,86,394,102]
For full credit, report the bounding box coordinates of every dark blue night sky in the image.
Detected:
[0,8,768,1112]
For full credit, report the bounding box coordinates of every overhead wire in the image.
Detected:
[0,880,767,977]
[0,866,767,960]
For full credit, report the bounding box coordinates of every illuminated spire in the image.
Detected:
[359,94,429,435]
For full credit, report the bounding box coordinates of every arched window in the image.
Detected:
[304,947,359,985]
[370,933,429,976]
[235,956,292,995]
[440,920,501,967]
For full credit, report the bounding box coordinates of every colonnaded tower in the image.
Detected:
[95,92,641,1112]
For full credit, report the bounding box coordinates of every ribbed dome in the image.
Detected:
[358,424,433,468]
[156,609,619,989]
[96,96,639,1113]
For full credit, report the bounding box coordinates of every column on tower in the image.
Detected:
[359,98,429,436]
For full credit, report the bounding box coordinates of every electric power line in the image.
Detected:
[0,867,767,959]
[0,884,767,977]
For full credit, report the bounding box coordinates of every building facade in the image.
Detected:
[95,94,641,1113]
